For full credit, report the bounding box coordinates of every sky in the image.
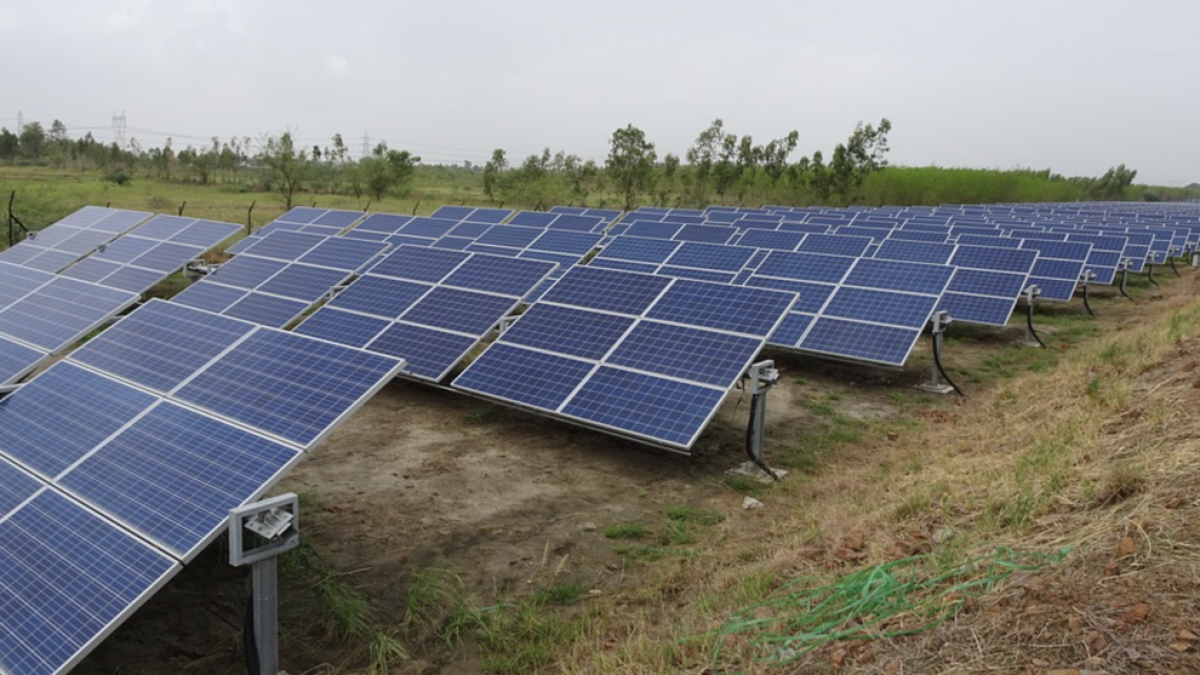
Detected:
[2,0,1198,185]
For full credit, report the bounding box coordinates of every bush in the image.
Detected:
[102,170,132,186]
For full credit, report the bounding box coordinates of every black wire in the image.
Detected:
[1025,300,1046,349]
[745,394,779,481]
[244,589,260,675]
[932,334,965,397]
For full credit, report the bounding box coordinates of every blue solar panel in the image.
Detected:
[1029,277,1078,302]
[444,222,490,239]
[431,236,472,250]
[796,233,872,257]
[823,287,937,329]
[587,258,661,273]
[23,249,81,272]
[950,245,1038,273]
[126,215,190,240]
[607,322,760,387]
[0,362,156,477]
[561,367,725,448]
[238,231,326,261]
[223,292,309,328]
[60,402,299,559]
[385,234,437,248]
[455,343,596,411]
[843,258,953,295]
[172,220,240,247]
[530,230,603,255]
[768,313,814,346]
[502,304,637,360]
[58,229,116,254]
[548,214,603,232]
[0,262,53,308]
[466,243,520,257]
[328,275,431,319]
[509,211,558,227]
[656,266,737,283]
[754,250,856,283]
[170,282,247,313]
[175,329,403,447]
[873,240,956,265]
[294,307,391,348]
[255,264,350,302]
[736,230,805,250]
[624,221,684,239]
[442,255,554,297]
[477,225,542,248]
[311,209,362,228]
[518,250,580,270]
[1021,240,1091,261]
[128,242,203,272]
[598,236,681,263]
[799,318,920,367]
[937,293,1016,326]
[366,322,480,380]
[0,336,45,386]
[400,287,516,335]
[541,267,672,315]
[369,245,469,282]
[431,205,474,220]
[277,206,326,224]
[665,242,756,272]
[297,238,389,272]
[1085,251,1122,284]
[71,300,254,393]
[888,230,950,243]
[94,236,159,263]
[399,217,459,238]
[1031,258,1086,280]
[645,279,795,337]
[102,266,171,294]
[947,268,1028,298]
[466,208,513,224]
[0,490,178,675]
[0,278,138,352]
[209,256,288,289]
[743,277,835,313]
[674,224,736,244]
[0,456,40,515]
[60,257,120,283]
[354,213,413,234]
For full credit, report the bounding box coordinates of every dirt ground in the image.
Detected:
[73,270,1192,675]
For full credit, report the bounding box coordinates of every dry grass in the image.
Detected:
[553,280,1200,675]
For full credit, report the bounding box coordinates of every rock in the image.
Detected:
[830,648,847,668]
[886,431,899,442]
[1068,615,1084,631]
[932,527,956,544]
[1116,536,1136,558]
[1178,629,1199,641]
[742,496,764,510]
[883,660,901,675]
[1183,360,1198,373]
[1085,630,1107,654]
[580,522,598,532]
[1122,602,1149,624]
[1170,641,1192,652]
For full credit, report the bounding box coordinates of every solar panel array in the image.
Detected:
[173,231,390,328]
[59,215,241,294]
[0,206,151,272]
[0,299,404,675]
[453,266,796,450]
[295,245,556,380]
[225,207,367,253]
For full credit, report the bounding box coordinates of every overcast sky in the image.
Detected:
[2,1,1198,185]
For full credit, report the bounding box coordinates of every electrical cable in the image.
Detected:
[931,332,964,397]
[1025,300,1046,349]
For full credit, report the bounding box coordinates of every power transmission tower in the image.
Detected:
[361,133,370,159]
[16,111,23,131]
[112,111,127,149]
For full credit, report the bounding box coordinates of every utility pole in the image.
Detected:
[112,111,127,149]
[361,133,370,159]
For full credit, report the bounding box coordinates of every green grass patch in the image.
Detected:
[603,522,649,540]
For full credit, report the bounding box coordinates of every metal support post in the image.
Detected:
[1022,285,1045,348]
[1169,247,1182,277]
[727,361,787,484]
[1147,260,1158,286]
[916,311,957,395]
[229,493,300,675]
[1080,270,1095,317]
[1119,261,1132,299]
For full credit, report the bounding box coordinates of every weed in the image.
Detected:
[532,580,589,606]
[662,520,696,546]
[604,522,648,540]
[665,505,725,526]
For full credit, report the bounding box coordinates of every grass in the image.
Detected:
[603,523,648,540]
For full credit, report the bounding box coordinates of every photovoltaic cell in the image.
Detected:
[327,275,431,319]
[293,307,391,348]
[0,362,157,478]
[174,329,403,447]
[222,293,310,328]
[297,238,389,272]
[561,367,725,448]
[937,293,1017,326]
[477,225,542,248]
[365,322,480,380]
[0,278,138,352]
[502,304,635,360]
[799,318,920,366]
[822,288,937,329]
[441,255,555,296]
[454,343,596,411]
[255,264,350,303]
[170,282,247,313]
[796,233,872,257]
[369,245,469,282]
[842,258,954,295]
[399,287,515,335]
[529,230,603,255]
[59,401,299,559]
[606,322,760,387]
[664,242,756,272]
[238,231,327,261]
[206,256,289,289]
[0,336,46,386]
[735,230,805,251]
[674,224,736,244]
[0,490,178,675]
[598,236,681,263]
[754,250,855,283]
[541,266,672,315]
[769,313,815,345]
[873,239,956,265]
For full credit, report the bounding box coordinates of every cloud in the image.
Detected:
[325,54,349,78]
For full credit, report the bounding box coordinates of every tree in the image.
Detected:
[18,122,45,161]
[657,153,680,205]
[606,124,656,211]
[261,131,311,210]
[482,149,508,201]
[359,142,420,201]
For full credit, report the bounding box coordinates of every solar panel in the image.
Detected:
[454,343,597,411]
[843,258,955,295]
[327,275,431,318]
[796,233,872,257]
[255,264,351,302]
[822,287,938,329]
[799,318,922,366]
[399,217,459,238]
[509,211,558,227]
[206,256,289,289]
[588,258,661,273]
[873,239,956,265]
[442,255,563,296]
[674,224,736,244]
[58,401,301,560]
[222,292,309,328]
[400,288,517,335]
[736,230,805,251]
[174,329,404,448]
[293,307,391,348]
[541,266,672,314]
[0,362,157,477]
[755,250,856,284]
[646,279,795,336]
[500,304,636,360]
[477,225,542,248]
[71,300,255,393]
[664,242,756,273]
[352,213,413,234]
[0,489,179,675]
[369,245,469,282]
[0,336,46,386]
[606,322,760,386]
[365,322,480,380]
[170,282,248,313]
[624,221,684,239]
[529,230,603,255]
[296,238,390,272]
[0,278,139,353]
[236,230,328,261]
[597,236,681,263]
